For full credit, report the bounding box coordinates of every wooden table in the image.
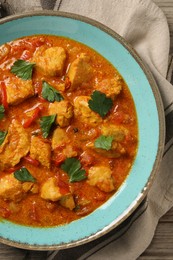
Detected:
[139,1,173,259]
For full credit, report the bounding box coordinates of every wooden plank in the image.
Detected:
[139,2,173,257]
[154,0,173,53]
[160,206,173,222]
[139,207,173,259]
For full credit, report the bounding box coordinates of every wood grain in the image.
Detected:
[154,0,173,53]
[139,1,173,258]
[139,207,173,259]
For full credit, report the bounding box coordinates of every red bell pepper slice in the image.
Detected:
[0,82,8,109]
[23,155,40,167]
[23,107,41,128]
[53,153,66,167]
[65,76,71,90]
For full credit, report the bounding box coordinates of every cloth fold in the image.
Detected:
[0,0,173,259]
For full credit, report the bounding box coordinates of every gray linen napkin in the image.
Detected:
[0,0,173,259]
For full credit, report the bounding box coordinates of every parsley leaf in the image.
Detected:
[14,167,36,182]
[11,59,35,80]
[94,135,114,151]
[0,105,5,120]
[40,114,56,138]
[0,131,7,145]
[88,90,113,118]
[41,81,64,102]
[61,157,87,183]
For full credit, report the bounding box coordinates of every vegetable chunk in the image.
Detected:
[87,166,115,192]
[5,76,34,105]
[30,136,51,168]
[48,100,73,127]
[60,194,75,210]
[67,53,92,89]
[33,46,66,76]
[74,96,102,126]
[0,120,30,171]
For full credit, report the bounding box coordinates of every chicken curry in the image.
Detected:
[0,35,138,227]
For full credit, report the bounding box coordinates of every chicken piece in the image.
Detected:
[93,124,128,158]
[41,177,75,210]
[41,177,62,201]
[52,128,69,150]
[52,129,77,157]
[5,76,34,105]
[33,46,66,76]
[63,144,78,158]
[95,78,122,100]
[30,136,51,168]
[67,53,92,90]
[87,166,115,193]
[60,194,75,210]
[22,182,39,194]
[0,120,30,171]
[101,124,128,142]
[48,100,73,127]
[0,174,35,202]
[74,96,102,126]
[0,174,24,202]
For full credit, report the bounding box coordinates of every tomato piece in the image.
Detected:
[53,153,66,167]
[20,50,33,60]
[111,111,125,124]
[56,174,70,195]
[31,37,45,47]
[23,155,40,167]
[65,76,71,90]
[34,81,42,95]
[0,81,8,109]
[0,207,11,218]
[58,179,70,195]
[80,151,94,167]
[23,107,41,128]
[7,166,21,173]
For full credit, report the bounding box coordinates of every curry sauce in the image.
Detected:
[0,35,138,227]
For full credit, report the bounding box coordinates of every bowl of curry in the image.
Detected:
[0,11,165,249]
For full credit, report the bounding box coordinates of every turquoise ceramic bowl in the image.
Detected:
[0,11,165,250]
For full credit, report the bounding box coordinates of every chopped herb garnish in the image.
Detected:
[0,131,7,145]
[14,167,36,182]
[11,59,35,80]
[41,81,64,102]
[40,114,56,138]
[61,157,87,183]
[94,135,114,151]
[88,90,113,118]
[0,105,5,120]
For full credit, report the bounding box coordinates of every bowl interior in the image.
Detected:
[0,12,165,249]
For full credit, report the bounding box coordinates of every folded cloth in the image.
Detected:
[0,0,173,259]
